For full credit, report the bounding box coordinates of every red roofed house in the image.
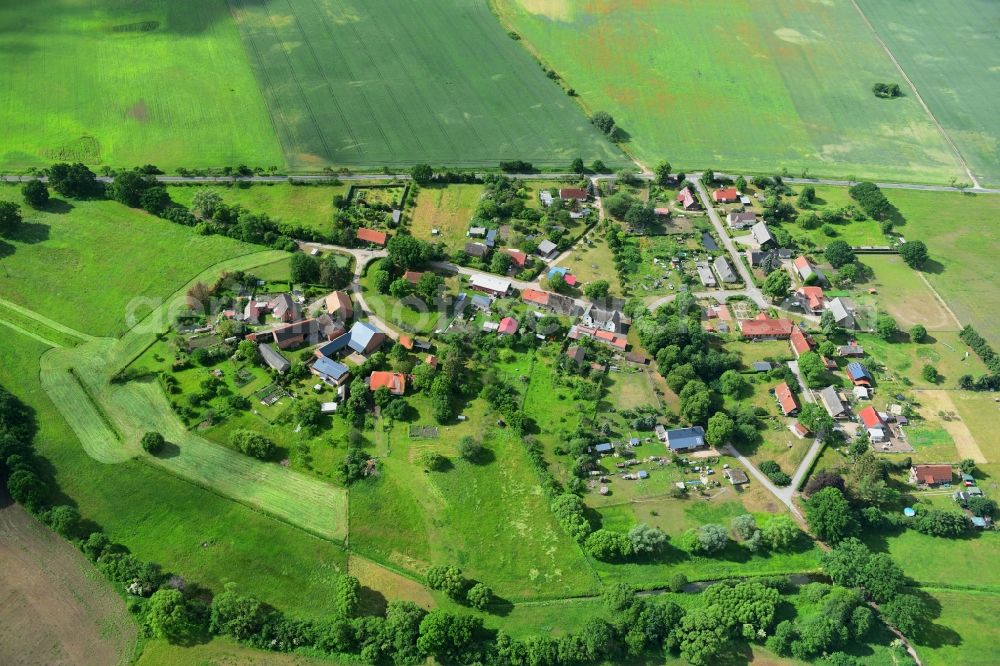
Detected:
[498,317,518,335]
[425,354,438,369]
[858,405,886,442]
[654,207,672,217]
[909,464,953,486]
[797,286,826,314]
[559,188,588,201]
[739,318,795,339]
[368,371,406,395]
[789,326,814,357]
[712,188,739,203]
[399,335,414,350]
[677,188,699,210]
[791,422,811,438]
[505,248,527,267]
[564,274,578,287]
[521,288,550,307]
[356,227,387,247]
[404,271,423,284]
[774,382,800,416]
[569,325,627,350]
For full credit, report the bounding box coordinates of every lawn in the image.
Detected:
[137,637,362,666]
[359,260,451,335]
[855,0,1000,187]
[410,184,485,251]
[228,0,625,169]
[868,529,1000,593]
[0,0,282,170]
[0,333,352,618]
[0,188,263,337]
[168,183,347,237]
[494,0,963,182]
[912,588,1000,666]
[864,255,960,332]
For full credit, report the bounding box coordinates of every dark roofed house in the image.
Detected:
[838,342,865,357]
[537,239,559,260]
[271,319,311,349]
[664,426,706,452]
[465,242,489,258]
[582,303,624,333]
[567,346,586,365]
[268,294,299,323]
[315,314,345,342]
[727,211,757,229]
[311,356,350,385]
[485,229,498,248]
[259,343,290,374]
[560,188,588,201]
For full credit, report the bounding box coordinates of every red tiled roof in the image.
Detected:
[505,248,527,267]
[564,274,578,286]
[425,354,438,368]
[595,329,627,350]
[793,255,811,271]
[792,422,811,437]
[798,286,825,311]
[404,271,423,284]
[914,464,952,485]
[559,187,588,200]
[713,188,739,202]
[521,288,550,306]
[399,335,413,350]
[858,406,882,429]
[775,382,799,415]
[369,371,406,394]
[654,207,671,216]
[740,318,794,338]
[790,327,813,356]
[498,317,518,335]
[677,188,696,207]
[356,227,387,246]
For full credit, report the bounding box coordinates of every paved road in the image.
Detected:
[786,360,826,492]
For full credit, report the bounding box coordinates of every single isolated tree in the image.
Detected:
[0,201,23,236]
[141,431,165,454]
[21,179,49,209]
[900,240,929,269]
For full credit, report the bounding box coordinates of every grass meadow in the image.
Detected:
[856,0,1000,187]
[228,0,626,169]
[168,183,347,237]
[410,184,485,252]
[0,187,262,337]
[495,0,963,182]
[0,0,282,171]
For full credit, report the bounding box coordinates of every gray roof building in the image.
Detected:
[713,255,739,283]
[818,386,847,418]
[664,426,706,451]
[751,222,776,248]
[537,240,558,258]
[727,211,756,229]
[259,343,290,374]
[696,261,717,288]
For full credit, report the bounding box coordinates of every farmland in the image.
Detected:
[228,0,625,169]
[0,0,281,171]
[0,499,136,666]
[856,0,1000,187]
[494,0,964,183]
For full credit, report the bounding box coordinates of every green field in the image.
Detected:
[410,185,485,251]
[495,0,964,182]
[0,0,282,171]
[228,0,626,169]
[856,0,1000,187]
[0,188,262,337]
[168,183,347,236]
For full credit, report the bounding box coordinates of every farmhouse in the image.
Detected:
[846,362,873,386]
[505,248,528,268]
[537,239,559,260]
[566,345,586,365]
[712,188,739,203]
[559,187,588,201]
[713,256,739,284]
[858,406,886,442]
[356,227,387,247]
[676,188,699,210]
[818,386,848,418]
[321,321,387,357]
[797,286,825,313]
[522,288,578,315]
[909,464,953,486]
[465,242,489,258]
[368,371,406,396]
[727,211,756,230]
[739,317,794,339]
[469,274,511,297]
[696,261,717,288]
[663,426,706,452]
[243,299,269,325]
[326,291,353,321]
[581,303,624,333]
[311,356,350,386]
[789,326,814,357]
[774,382,799,416]
[268,294,300,323]
[498,317,518,335]
[271,320,312,349]
[259,343,290,374]
[751,222,776,249]
[826,297,857,329]
[521,288,550,307]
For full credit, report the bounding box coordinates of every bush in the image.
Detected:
[141,431,165,454]
[466,582,493,611]
[229,430,275,460]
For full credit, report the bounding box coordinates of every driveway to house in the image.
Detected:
[786,360,826,492]
[722,444,801,520]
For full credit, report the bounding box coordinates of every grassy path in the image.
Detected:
[8,250,351,542]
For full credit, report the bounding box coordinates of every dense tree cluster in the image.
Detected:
[848,181,893,220]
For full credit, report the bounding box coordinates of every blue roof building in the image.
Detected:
[637,470,649,479]
[846,362,872,385]
[312,356,350,384]
[485,229,498,248]
[595,443,614,454]
[347,321,385,355]
[664,426,706,451]
[547,266,569,280]
[317,334,352,356]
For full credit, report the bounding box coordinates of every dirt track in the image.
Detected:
[913,390,987,463]
[0,498,136,666]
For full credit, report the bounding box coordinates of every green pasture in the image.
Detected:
[0,333,350,618]
[856,0,1000,187]
[495,0,963,182]
[228,0,625,169]
[168,183,347,237]
[912,588,1000,666]
[867,529,1000,593]
[0,0,281,171]
[0,189,262,337]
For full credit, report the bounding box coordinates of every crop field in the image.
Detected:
[410,185,484,251]
[0,500,136,666]
[0,189,262,337]
[495,0,964,183]
[856,0,1000,187]
[0,0,282,171]
[227,0,625,169]
[168,183,347,236]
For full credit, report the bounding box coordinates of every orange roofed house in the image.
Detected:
[909,464,953,487]
[712,188,739,203]
[356,227,388,247]
[739,317,794,340]
[774,382,799,416]
[789,326,814,357]
[368,371,406,396]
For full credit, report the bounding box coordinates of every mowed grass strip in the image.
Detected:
[1,334,351,617]
[495,0,962,182]
[0,0,282,170]
[856,0,1000,187]
[227,0,626,168]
